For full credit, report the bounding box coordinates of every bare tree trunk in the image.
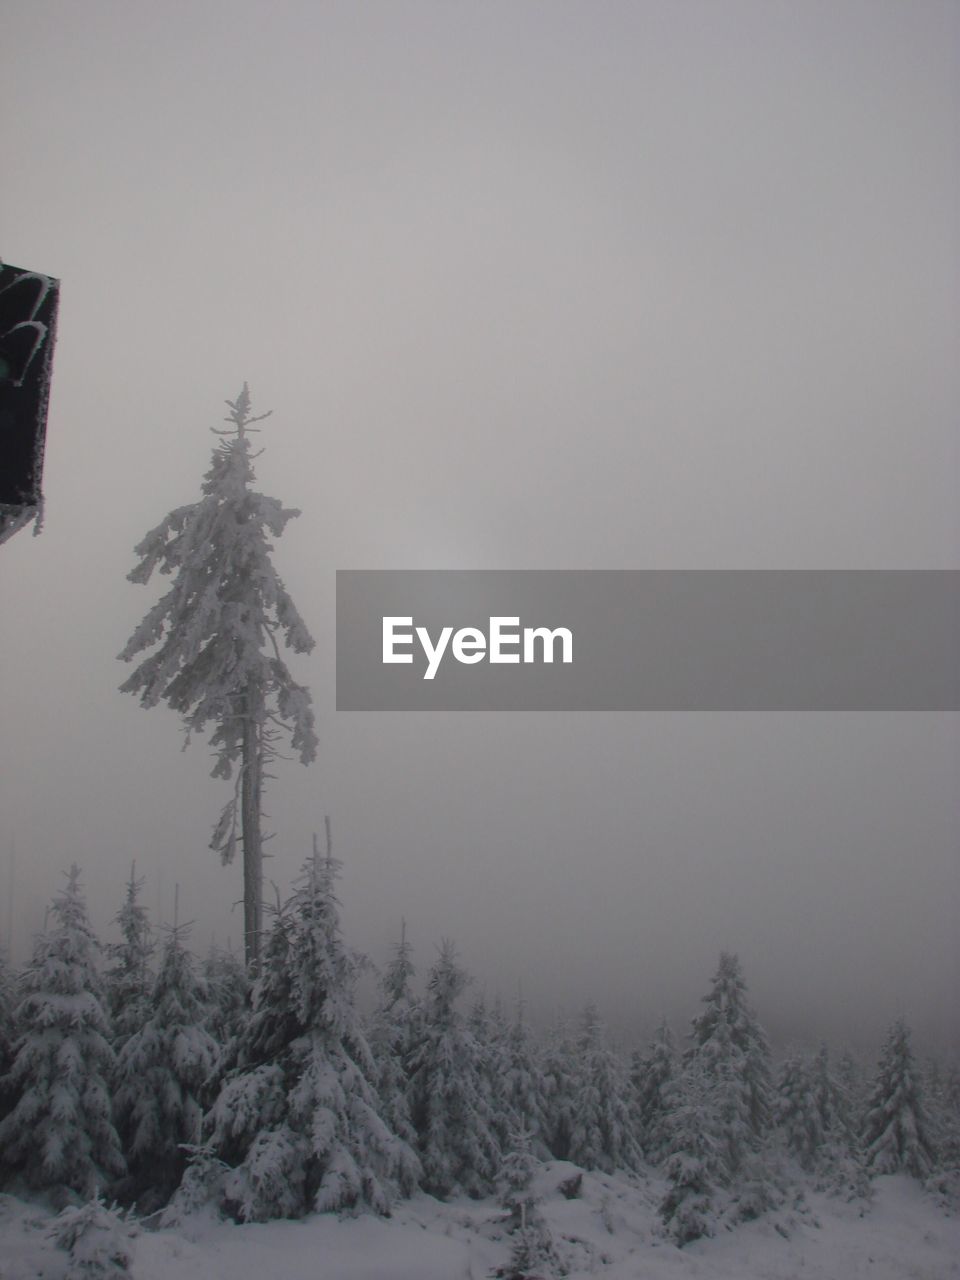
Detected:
[241,680,263,972]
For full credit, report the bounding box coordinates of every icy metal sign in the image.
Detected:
[0,261,60,542]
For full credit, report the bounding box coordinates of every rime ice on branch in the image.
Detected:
[118,386,317,970]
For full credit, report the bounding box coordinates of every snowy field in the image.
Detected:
[2,1166,957,1280]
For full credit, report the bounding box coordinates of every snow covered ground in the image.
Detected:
[2,1165,957,1280]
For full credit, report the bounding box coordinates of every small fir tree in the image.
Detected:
[631,1019,678,1163]
[659,1058,723,1246]
[567,1001,640,1173]
[469,994,512,1152]
[0,948,18,1122]
[104,863,154,1046]
[184,897,297,1218]
[200,896,300,1212]
[0,866,124,1196]
[205,829,418,1220]
[698,1017,756,1175]
[406,939,500,1197]
[925,1060,960,1172]
[113,925,220,1204]
[690,952,772,1141]
[836,1048,869,1136]
[203,943,250,1045]
[862,1019,936,1179]
[778,1043,858,1177]
[542,1015,577,1162]
[50,1197,134,1279]
[689,952,772,1171]
[283,832,419,1214]
[501,998,550,1159]
[498,1125,560,1279]
[368,922,422,1181]
[777,1049,822,1170]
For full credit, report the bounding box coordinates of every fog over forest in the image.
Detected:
[1,0,957,1064]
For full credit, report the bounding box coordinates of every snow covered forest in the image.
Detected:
[0,386,957,1278]
[0,854,957,1279]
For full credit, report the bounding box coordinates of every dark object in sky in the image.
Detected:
[0,262,60,544]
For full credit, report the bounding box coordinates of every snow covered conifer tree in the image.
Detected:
[234,899,300,1073]
[200,903,298,1211]
[776,1049,822,1170]
[50,1197,134,1279]
[104,864,154,1047]
[567,1001,641,1173]
[113,925,219,1205]
[659,1058,722,1246]
[498,1123,540,1225]
[498,1125,560,1279]
[0,866,124,1197]
[283,831,419,1213]
[777,1043,855,1174]
[923,1059,960,1174]
[542,1014,577,1161]
[203,943,250,1045]
[690,952,772,1161]
[631,1018,678,1163]
[118,385,317,970]
[0,948,17,1120]
[205,829,418,1220]
[368,923,421,1175]
[938,1064,960,1170]
[810,1042,855,1144]
[381,918,416,1011]
[407,939,500,1197]
[837,1048,868,1128]
[862,1019,936,1179]
[697,1014,756,1176]
[469,994,511,1152]
[501,998,550,1158]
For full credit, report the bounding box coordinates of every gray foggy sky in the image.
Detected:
[1,1,957,1055]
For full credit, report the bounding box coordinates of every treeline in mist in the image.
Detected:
[0,854,957,1270]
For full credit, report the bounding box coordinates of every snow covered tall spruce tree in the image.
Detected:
[118,386,317,970]
[0,866,125,1197]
